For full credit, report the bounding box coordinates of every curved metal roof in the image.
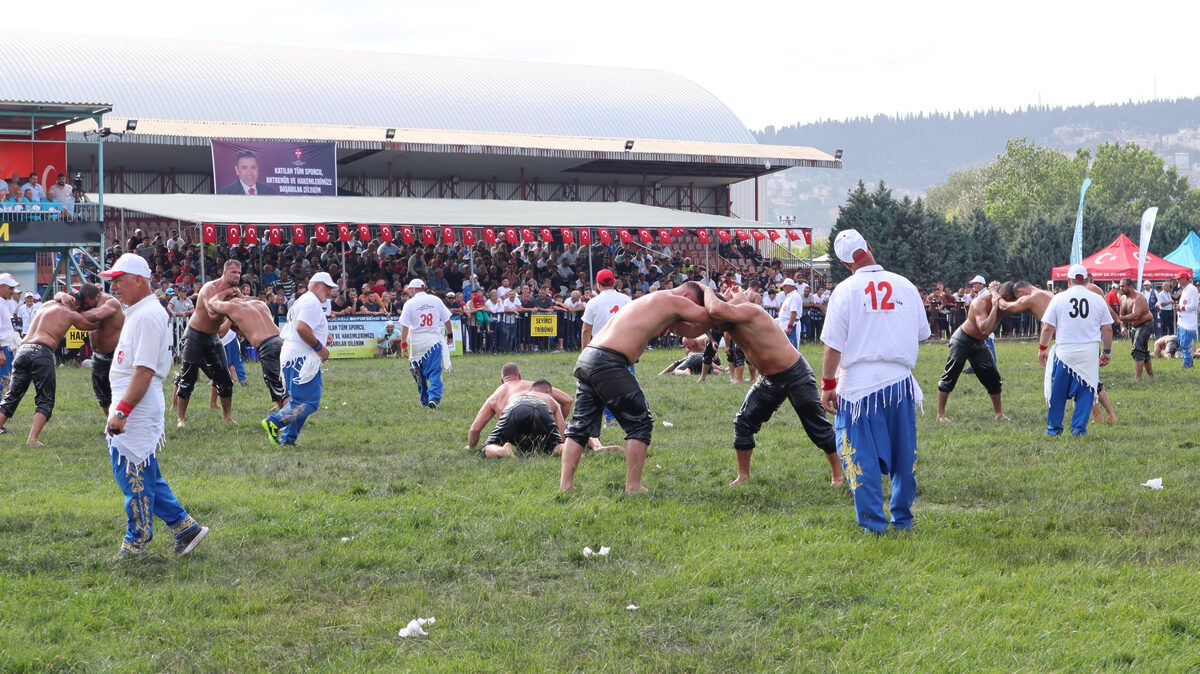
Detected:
[3,31,756,144]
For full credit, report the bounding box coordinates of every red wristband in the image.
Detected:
[401,342,408,349]
[1038,344,1048,351]
[821,378,837,391]
[115,400,134,416]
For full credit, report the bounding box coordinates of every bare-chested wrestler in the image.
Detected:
[468,363,619,457]
[699,285,843,486]
[721,285,762,383]
[999,280,1117,423]
[207,288,288,410]
[173,260,241,426]
[0,284,101,444]
[1117,278,1155,381]
[659,336,710,377]
[559,282,716,493]
[936,282,1006,421]
[1151,334,1181,359]
[56,287,124,415]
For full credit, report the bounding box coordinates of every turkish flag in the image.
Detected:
[504,227,518,243]
[202,223,216,244]
[657,229,671,243]
[716,229,731,243]
[442,226,454,242]
[521,227,535,243]
[358,224,371,241]
[597,229,611,244]
[540,227,554,242]
[463,228,476,245]
[422,227,436,244]
[400,225,414,244]
[337,223,352,242]
[696,229,710,244]
[227,225,240,245]
[315,224,329,242]
[802,228,813,245]
[786,229,802,241]
[560,228,574,244]
[751,230,765,241]
[767,230,780,241]
[292,225,305,243]
[638,229,653,243]
[672,227,684,237]
[579,229,591,245]
[735,229,749,241]
[483,227,497,244]
[618,229,632,243]
[379,225,392,242]
[243,226,258,245]
[268,226,282,245]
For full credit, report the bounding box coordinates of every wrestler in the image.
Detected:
[699,285,843,486]
[207,289,288,409]
[936,281,1006,421]
[57,288,124,414]
[480,381,567,458]
[559,282,716,493]
[0,284,101,445]
[1117,277,1154,381]
[173,259,241,426]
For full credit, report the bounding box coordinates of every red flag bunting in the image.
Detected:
[751,230,765,241]
[292,224,305,243]
[579,229,591,245]
[379,225,392,242]
[767,230,780,241]
[243,225,258,245]
[786,229,802,241]
[540,227,554,242]
[202,223,216,244]
[504,227,518,243]
[618,229,632,243]
[422,227,436,244]
[521,227,535,243]
[657,229,671,243]
[337,223,352,242]
[802,228,813,245]
[672,227,685,237]
[463,228,476,245]
[442,225,454,242]
[597,229,611,244]
[227,225,240,245]
[400,225,414,244]
[735,229,749,241]
[696,229,710,244]
[315,224,329,242]
[560,228,574,244]
[358,224,371,241]
[716,229,731,243]
[483,227,496,244]
[638,229,653,243]
[268,225,282,245]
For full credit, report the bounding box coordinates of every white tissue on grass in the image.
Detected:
[1142,478,1163,489]
[340,536,354,543]
[398,617,436,638]
[626,604,638,610]
[582,547,594,557]
[598,546,610,556]
[583,546,611,557]
[661,421,674,427]
[341,401,348,406]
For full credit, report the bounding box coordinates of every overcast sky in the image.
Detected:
[72,0,1200,131]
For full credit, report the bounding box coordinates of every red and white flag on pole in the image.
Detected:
[618,229,632,243]
[751,230,765,242]
[268,226,282,245]
[227,225,240,245]
[378,225,392,242]
[463,228,476,245]
[597,229,611,244]
[202,223,216,244]
[358,224,371,241]
[520,227,535,243]
[560,228,574,244]
[716,229,731,243]
[696,229,709,244]
[638,229,653,243]
[292,225,306,243]
[422,227,436,244]
[657,229,671,243]
[483,227,497,244]
[734,229,749,241]
[767,230,780,241]
[337,223,352,242]
[579,229,591,245]
[243,226,258,245]
[315,224,328,242]
[442,226,454,242]
[400,226,414,244]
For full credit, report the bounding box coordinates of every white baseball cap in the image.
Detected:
[0,273,19,288]
[1067,264,1088,280]
[970,275,986,285]
[833,229,869,264]
[780,278,797,288]
[99,253,151,279]
[23,291,34,298]
[309,271,339,288]
[407,279,426,289]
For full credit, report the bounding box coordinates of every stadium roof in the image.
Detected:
[98,193,779,229]
[0,99,111,136]
[6,31,756,144]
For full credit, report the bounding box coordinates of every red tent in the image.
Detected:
[1051,233,1192,281]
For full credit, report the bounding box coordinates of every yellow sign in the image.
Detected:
[530,314,557,337]
[66,326,89,349]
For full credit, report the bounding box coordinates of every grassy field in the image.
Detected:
[1,340,1199,671]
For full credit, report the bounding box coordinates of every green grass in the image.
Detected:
[1,341,1199,671]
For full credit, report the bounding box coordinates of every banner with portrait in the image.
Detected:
[211,140,338,196]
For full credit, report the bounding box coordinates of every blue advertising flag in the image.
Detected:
[1070,178,1092,265]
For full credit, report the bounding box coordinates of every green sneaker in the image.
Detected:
[261,418,281,445]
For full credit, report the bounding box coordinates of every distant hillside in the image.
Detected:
[754,97,1200,231]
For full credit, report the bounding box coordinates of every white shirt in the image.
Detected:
[110,295,174,465]
[1157,289,1174,311]
[780,290,804,328]
[220,330,238,347]
[399,291,452,335]
[282,291,329,347]
[761,293,782,316]
[15,301,40,334]
[821,265,930,400]
[582,288,630,337]
[0,296,14,342]
[1042,283,1114,344]
[1178,283,1200,331]
[485,299,504,315]
[497,284,513,300]
[502,296,521,323]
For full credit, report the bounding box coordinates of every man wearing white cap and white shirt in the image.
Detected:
[399,278,453,409]
[1176,271,1199,368]
[819,229,929,534]
[99,253,209,557]
[15,291,41,337]
[0,274,20,392]
[1037,263,1113,437]
[261,271,338,446]
[777,278,804,347]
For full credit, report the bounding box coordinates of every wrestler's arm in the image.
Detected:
[550,387,573,418]
[1037,322,1056,366]
[80,299,120,323]
[551,399,566,440]
[976,296,1003,335]
[64,307,98,331]
[467,398,496,450]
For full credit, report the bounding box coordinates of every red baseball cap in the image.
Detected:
[596,269,615,285]
[1178,271,1192,280]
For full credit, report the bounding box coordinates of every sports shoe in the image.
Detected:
[0,426,9,435]
[427,401,439,410]
[261,418,281,445]
[113,547,147,561]
[174,525,209,556]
